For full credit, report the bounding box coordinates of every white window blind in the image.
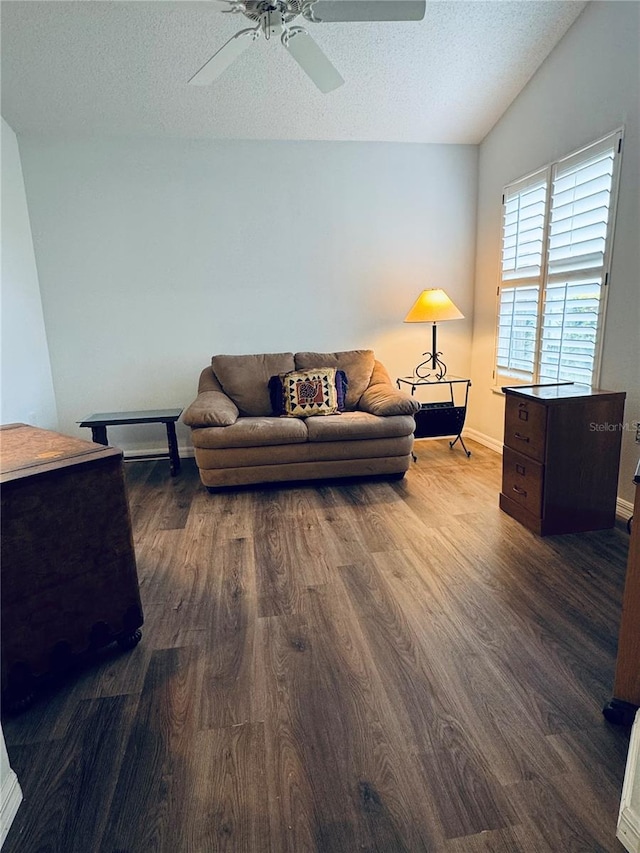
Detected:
[496,285,540,380]
[496,171,548,382]
[495,130,622,387]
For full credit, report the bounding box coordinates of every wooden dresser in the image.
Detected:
[0,423,144,710]
[604,460,640,725]
[500,384,626,536]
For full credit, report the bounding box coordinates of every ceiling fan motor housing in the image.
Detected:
[241,0,304,25]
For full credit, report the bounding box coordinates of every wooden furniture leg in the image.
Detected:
[166,422,181,477]
[91,425,108,446]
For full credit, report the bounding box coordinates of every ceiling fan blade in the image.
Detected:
[307,0,425,23]
[188,28,259,86]
[283,28,344,93]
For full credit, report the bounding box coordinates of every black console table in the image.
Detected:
[396,376,471,458]
[78,408,183,476]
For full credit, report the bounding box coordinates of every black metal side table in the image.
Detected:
[397,376,471,457]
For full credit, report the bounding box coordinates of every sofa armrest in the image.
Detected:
[358,360,421,417]
[359,385,420,417]
[182,391,239,428]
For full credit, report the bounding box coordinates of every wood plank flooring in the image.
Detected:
[2,439,633,852]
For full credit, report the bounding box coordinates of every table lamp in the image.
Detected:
[404,288,464,380]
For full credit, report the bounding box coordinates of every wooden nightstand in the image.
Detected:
[500,384,626,536]
[0,423,144,710]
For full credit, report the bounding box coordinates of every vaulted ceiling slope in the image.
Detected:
[1,0,586,144]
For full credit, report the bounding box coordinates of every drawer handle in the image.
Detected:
[514,432,530,443]
[512,485,528,497]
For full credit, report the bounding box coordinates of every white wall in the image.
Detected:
[1,118,57,429]
[0,725,22,848]
[17,137,477,452]
[469,1,640,503]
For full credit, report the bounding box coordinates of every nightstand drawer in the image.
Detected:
[502,446,543,516]
[504,395,547,461]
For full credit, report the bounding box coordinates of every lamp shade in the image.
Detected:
[404,289,464,323]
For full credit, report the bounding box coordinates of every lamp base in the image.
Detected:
[415,352,447,381]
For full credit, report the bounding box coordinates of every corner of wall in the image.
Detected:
[1,117,58,429]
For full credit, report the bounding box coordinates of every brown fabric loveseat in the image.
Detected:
[183,349,420,490]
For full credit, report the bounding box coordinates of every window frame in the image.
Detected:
[493,128,624,388]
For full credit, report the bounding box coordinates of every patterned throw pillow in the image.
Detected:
[269,369,348,418]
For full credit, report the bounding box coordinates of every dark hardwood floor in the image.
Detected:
[3,439,632,852]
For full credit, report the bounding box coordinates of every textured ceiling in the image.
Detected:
[1,0,586,143]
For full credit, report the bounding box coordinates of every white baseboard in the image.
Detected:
[463,428,503,455]
[618,709,640,853]
[0,769,22,848]
[617,497,634,523]
[122,445,194,462]
[619,810,640,853]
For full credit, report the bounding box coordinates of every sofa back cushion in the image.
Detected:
[212,352,295,416]
[295,350,375,410]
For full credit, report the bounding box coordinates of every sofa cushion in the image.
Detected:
[294,350,375,410]
[269,368,348,417]
[306,411,415,442]
[190,416,308,449]
[212,353,295,416]
[194,435,414,469]
[199,456,410,489]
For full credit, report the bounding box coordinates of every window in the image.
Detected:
[495,130,623,386]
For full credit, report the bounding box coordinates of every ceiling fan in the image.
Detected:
[188,0,426,93]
